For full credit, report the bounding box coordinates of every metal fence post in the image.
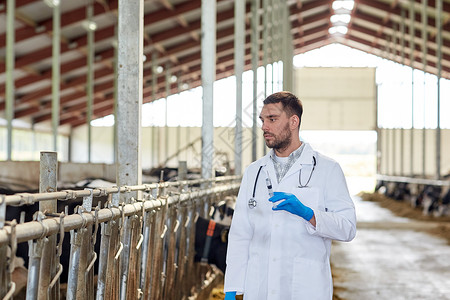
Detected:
[38,151,58,299]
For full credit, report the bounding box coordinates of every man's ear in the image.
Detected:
[290,115,299,129]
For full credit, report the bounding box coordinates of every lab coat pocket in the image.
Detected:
[291,187,322,211]
[291,257,329,300]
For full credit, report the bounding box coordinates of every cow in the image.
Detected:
[436,188,450,217]
[194,200,235,274]
[194,216,230,274]
[422,185,442,216]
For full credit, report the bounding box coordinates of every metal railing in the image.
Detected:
[0,158,241,299]
[376,174,450,187]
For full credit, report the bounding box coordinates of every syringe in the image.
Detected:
[265,177,274,197]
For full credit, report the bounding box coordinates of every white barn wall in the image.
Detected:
[380,128,450,177]
[293,67,376,131]
[71,125,265,173]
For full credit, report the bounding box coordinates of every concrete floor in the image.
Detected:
[332,197,450,300]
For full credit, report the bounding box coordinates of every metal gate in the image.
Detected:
[0,163,240,299]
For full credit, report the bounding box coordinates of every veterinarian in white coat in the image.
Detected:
[224,91,357,300]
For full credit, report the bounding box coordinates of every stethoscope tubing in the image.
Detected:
[249,156,317,209]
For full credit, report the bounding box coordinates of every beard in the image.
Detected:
[264,123,292,151]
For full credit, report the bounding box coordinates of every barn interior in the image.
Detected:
[1,0,450,299]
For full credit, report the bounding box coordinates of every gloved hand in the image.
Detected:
[224,291,237,300]
[269,192,314,221]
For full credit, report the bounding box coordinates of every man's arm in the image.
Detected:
[308,162,356,241]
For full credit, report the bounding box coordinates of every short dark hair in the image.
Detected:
[263,91,303,127]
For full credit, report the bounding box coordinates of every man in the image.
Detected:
[224,91,356,300]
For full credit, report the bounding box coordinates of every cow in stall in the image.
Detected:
[391,182,411,202]
[422,185,442,216]
[374,180,387,194]
[194,197,235,274]
[434,187,450,217]
[375,180,411,202]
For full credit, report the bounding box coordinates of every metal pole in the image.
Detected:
[400,7,406,176]
[392,25,397,175]
[87,1,95,163]
[32,123,37,159]
[271,0,276,94]
[165,62,171,164]
[381,39,391,175]
[436,0,442,179]
[251,0,260,162]
[26,238,42,299]
[68,128,73,162]
[113,23,118,164]
[376,82,381,174]
[201,0,216,179]
[117,0,143,200]
[177,125,181,162]
[282,2,293,92]
[277,0,282,91]
[234,0,244,175]
[392,129,396,175]
[409,1,415,176]
[152,126,158,169]
[186,126,190,162]
[385,131,389,176]
[263,0,268,98]
[178,161,187,180]
[262,0,269,157]
[5,0,15,161]
[119,215,132,300]
[38,151,58,298]
[52,1,60,152]
[421,0,427,177]
[152,51,158,167]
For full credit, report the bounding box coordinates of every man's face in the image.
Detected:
[259,103,292,151]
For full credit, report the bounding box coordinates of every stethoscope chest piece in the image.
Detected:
[248,198,257,209]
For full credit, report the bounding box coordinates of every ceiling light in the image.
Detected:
[182,83,189,90]
[154,65,164,74]
[332,0,354,11]
[82,20,98,31]
[170,75,177,83]
[329,26,348,35]
[43,0,60,8]
[330,14,351,24]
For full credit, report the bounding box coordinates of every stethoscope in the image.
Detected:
[298,156,316,188]
[248,156,317,209]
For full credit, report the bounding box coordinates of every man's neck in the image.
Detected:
[274,140,302,157]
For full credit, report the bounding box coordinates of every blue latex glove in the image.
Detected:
[224,291,237,300]
[269,192,314,221]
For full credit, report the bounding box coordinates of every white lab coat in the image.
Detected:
[224,143,356,300]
